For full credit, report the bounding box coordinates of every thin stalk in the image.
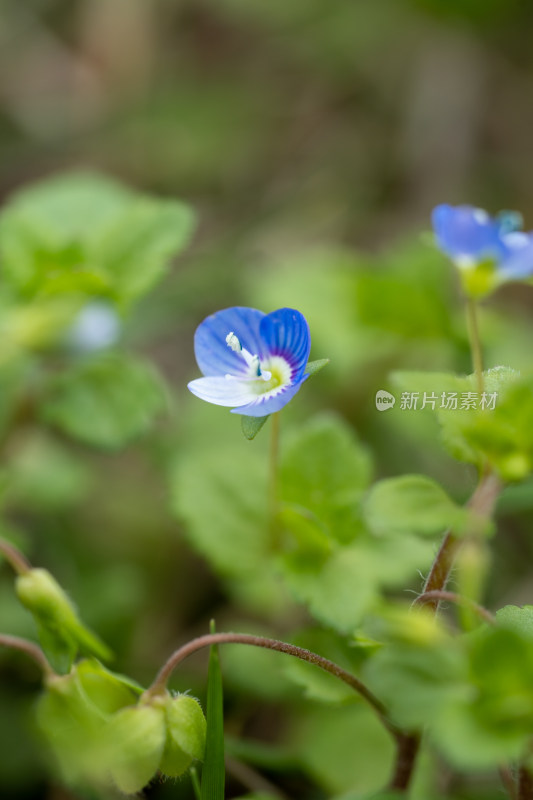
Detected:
[519,767,533,800]
[500,766,517,800]
[413,471,501,614]
[144,632,398,738]
[0,633,54,677]
[0,538,31,576]
[392,470,502,792]
[416,590,495,625]
[269,412,281,546]
[466,297,484,396]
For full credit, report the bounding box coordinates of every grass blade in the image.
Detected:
[200,628,225,800]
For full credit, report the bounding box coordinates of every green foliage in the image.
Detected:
[363,608,533,770]
[41,353,167,450]
[496,604,533,638]
[391,367,533,480]
[171,437,269,578]
[364,475,483,538]
[280,414,372,546]
[0,172,195,308]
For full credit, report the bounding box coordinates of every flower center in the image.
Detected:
[225,332,271,381]
[225,332,292,396]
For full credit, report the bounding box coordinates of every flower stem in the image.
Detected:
[0,633,54,678]
[416,590,495,625]
[519,767,533,800]
[466,297,484,396]
[269,412,281,545]
[144,631,398,738]
[413,471,501,614]
[0,538,31,576]
[390,470,502,791]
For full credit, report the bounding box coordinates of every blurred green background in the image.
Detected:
[2,1,533,798]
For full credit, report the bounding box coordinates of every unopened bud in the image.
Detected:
[106,704,166,794]
[159,694,206,778]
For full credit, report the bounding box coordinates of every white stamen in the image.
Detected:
[226,332,241,352]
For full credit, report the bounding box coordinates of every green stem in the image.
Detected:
[269,412,281,545]
[391,470,502,792]
[466,297,484,396]
[144,632,398,739]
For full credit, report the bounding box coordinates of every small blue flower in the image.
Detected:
[432,204,533,281]
[67,301,121,352]
[188,306,311,417]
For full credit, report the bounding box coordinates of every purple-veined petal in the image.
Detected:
[432,204,506,263]
[187,376,259,407]
[259,308,310,381]
[231,375,309,417]
[194,307,266,377]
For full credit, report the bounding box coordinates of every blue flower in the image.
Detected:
[188,307,311,417]
[432,204,533,281]
[68,301,121,352]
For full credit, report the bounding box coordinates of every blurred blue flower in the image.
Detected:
[188,306,311,417]
[432,204,533,280]
[68,301,121,352]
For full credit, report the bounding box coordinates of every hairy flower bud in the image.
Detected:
[106,704,166,794]
[159,694,206,778]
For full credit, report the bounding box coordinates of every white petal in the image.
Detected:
[187,376,258,407]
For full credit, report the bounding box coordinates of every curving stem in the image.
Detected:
[144,631,400,740]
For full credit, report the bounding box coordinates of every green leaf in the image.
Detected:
[201,641,225,800]
[363,639,468,730]
[391,367,533,480]
[496,605,533,639]
[304,358,330,377]
[280,413,372,546]
[281,533,434,634]
[241,414,269,440]
[0,172,195,306]
[42,353,167,449]
[170,441,269,577]
[364,475,483,538]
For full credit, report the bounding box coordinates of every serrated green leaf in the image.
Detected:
[201,642,225,800]
[364,475,482,538]
[42,353,167,449]
[241,414,269,440]
[0,173,195,307]
[280,413,372,546]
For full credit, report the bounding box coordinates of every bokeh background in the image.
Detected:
[2,1,533,798]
